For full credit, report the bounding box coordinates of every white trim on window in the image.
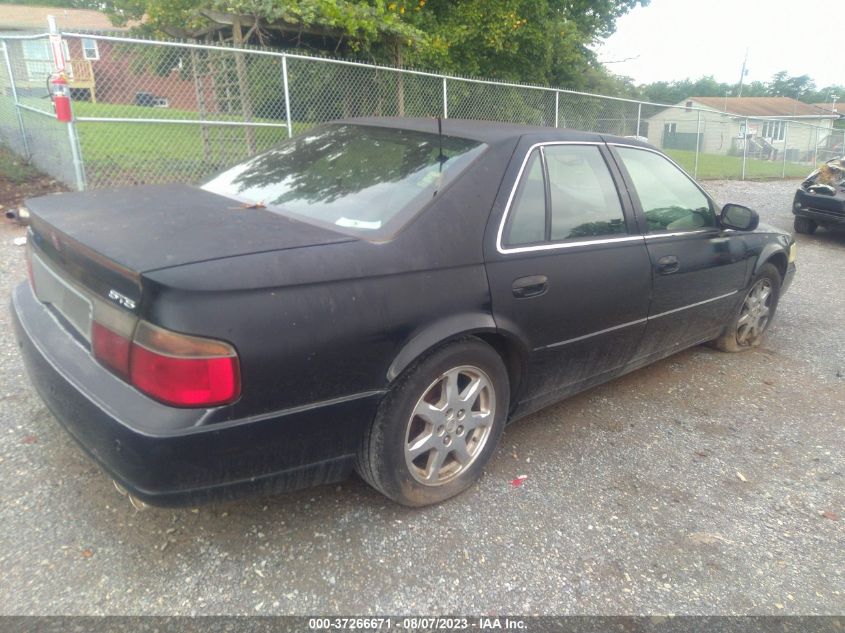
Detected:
[761,120,785,142]
[81,38,99,61]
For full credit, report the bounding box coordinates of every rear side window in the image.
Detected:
[503,150,546,246]
[503,144,626,247]
[203,124,486,235]
[615,147,715,232]
[544,145,625,240]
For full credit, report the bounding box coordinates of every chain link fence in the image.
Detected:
[1,30,842,191]
[1,34,83,188]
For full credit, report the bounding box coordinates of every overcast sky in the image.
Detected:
[596,0,841,94]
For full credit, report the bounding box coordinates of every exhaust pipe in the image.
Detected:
[128,494,149,511]
[5,206,30,225]
[113,479,149,511]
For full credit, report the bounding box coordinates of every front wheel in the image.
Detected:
[356,339,509,507]
[712,263,782,352]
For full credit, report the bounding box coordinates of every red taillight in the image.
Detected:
[92,321,131,378]
[91,318,240,408]
[130,347,240,407]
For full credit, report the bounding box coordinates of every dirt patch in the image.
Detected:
[0,146,67,213]
[0,171,65,210]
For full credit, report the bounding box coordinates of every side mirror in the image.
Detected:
[720,203,759,231]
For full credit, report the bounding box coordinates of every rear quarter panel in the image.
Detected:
[141,138,519,424]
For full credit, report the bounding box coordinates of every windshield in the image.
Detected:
[202,124,486,234]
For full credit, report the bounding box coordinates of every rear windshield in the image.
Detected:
[202,124,486,234]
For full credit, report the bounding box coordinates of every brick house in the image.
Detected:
[0,4,218,112]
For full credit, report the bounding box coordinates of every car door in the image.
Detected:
[485,140,653,414]
[609,144,752,357]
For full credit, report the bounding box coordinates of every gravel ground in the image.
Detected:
[0,179,843,616]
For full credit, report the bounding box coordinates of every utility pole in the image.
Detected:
[737,48,749,98]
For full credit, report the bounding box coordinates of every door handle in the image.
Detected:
[656,255,680,275]
[512,275,548,298]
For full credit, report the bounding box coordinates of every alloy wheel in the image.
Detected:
[404,365,496,486]
[736,278,773,346]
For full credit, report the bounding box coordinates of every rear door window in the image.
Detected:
[502,144,627,247]
[544,145,626,240]
[502,150,546,246]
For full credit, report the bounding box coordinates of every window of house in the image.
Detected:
[616,147,715,233]
[761,120,785,141]
[21,40,52,82]
[81,38,99,60]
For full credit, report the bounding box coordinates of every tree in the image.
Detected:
[637,71,843,106]
[767,71,815,100]
[11,0,101,6]
[91,0,645,90]
[102,0,429,58]
[398,0,646,87]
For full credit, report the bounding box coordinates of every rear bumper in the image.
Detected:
[11,281,381,506]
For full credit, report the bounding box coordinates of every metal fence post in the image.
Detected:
[555,91,559,128]
[813,125,819,167]
[741,118,748,180]
[636,102,642,138]
[1,40,31,160]
[694,109,701,180]
[781,121,789,178]
[67,118,86,190]
[442,77,448,118]
[282,54,292,138]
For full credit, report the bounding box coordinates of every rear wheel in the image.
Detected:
[712,263,781,352]
[356,339,509,506]
[793,216,817,234]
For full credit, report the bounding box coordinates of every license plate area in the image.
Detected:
[31,250,93,343]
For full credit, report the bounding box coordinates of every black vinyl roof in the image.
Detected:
[335,116,649,148]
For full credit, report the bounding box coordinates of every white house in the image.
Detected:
[645,97,839,161]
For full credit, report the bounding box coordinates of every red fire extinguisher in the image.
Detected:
[49,74,72,123]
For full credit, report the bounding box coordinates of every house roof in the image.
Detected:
[0,4,133,32]
[811,102,841,115]
[689,96,836,118]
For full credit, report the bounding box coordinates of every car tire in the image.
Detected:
[793,216,817,234]
[712,263,782,353]
[356,338,509,507]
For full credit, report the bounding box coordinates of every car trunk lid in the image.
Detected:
[24,183,356,345]
[25,183,356,273]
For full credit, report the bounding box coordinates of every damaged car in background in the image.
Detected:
[11,118,796,508]
[793,157,845,234]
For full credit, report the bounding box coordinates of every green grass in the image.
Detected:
[13,99,816,187]
[665,149,810,180]
[69,102,300,188]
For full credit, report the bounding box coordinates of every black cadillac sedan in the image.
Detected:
[11,118,796,507]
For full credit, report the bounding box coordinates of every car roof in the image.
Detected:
[335,116,651,148]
